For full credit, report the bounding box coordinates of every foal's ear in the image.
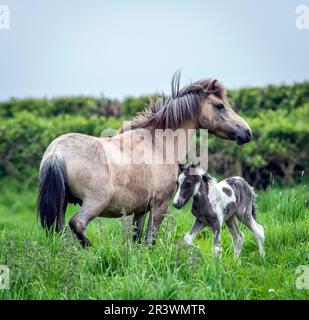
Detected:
[191,161,200,168]
[178,163,186,172]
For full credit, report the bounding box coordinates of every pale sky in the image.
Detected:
[0,0,308,101]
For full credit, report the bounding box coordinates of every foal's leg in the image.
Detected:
[212,230,222,257]
[225,216,244,258]
[145,201,168,245]
[210,222,222,257]
[237,210,265,257]
[184,219,206,245]
[69,198,109,247]
[132,212,147,243]
[246,218,265,257]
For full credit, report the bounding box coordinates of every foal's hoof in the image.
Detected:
[144,238,156,246]
[183,240,200,250]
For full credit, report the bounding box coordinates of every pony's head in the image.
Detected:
[121,71,252,145]
[198,79,252,145]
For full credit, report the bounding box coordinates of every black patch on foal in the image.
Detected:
[225,177,241,204]
[224,201,237,216]
[222,187,232,197]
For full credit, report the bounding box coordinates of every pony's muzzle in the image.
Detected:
[236,128,252,145]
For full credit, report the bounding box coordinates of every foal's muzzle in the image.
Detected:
[173,202,183,209]
[173,197,188,209]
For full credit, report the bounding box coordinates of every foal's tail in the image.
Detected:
[251,186,257,220]
[252,201,257,220]
[37,151,68,232]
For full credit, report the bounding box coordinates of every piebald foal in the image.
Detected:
[173,164,265,257]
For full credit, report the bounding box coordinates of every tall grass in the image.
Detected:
[0,179,308,300]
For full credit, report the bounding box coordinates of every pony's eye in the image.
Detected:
[215,103,224,110]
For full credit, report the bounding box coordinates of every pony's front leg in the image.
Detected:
[145,202,168,245]
[132,212,147,243]
[184,219,206,246]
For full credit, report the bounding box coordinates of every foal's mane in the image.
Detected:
[202,173,217,185]
[120,71,226,132]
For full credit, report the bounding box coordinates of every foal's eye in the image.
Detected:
[215,103,225,110]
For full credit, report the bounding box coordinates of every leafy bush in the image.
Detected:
[0,97,122,118]
[0,112,121,179]
[207,104,309,187]
[228,82,309,117]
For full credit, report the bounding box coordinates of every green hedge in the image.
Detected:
[0,112,121,180]
[207,104,309,187]
[228,82,309,116]
[0,97,122,118]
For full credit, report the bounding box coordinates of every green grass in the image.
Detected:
[0,178,308,300]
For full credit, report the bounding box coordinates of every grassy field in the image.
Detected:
[0,178,308,300]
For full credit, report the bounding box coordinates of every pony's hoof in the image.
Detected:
[81,238,91,248]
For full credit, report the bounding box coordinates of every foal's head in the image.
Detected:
[173,163,206,209]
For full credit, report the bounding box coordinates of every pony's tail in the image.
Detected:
[37,151,68,232]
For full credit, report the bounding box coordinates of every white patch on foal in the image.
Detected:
[172,172,185,205]
[192,167,205,196]
[191,167,205,176]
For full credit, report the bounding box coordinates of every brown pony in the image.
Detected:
[38,72,252,247]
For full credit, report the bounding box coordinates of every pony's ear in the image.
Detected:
[178,163,186,172]
[208,79,218,91]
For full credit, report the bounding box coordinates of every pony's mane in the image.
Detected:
[120,71,226,132]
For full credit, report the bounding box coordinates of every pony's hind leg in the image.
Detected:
[225,216,244,258]
[132,212,147,243]
[69,199,108,247]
